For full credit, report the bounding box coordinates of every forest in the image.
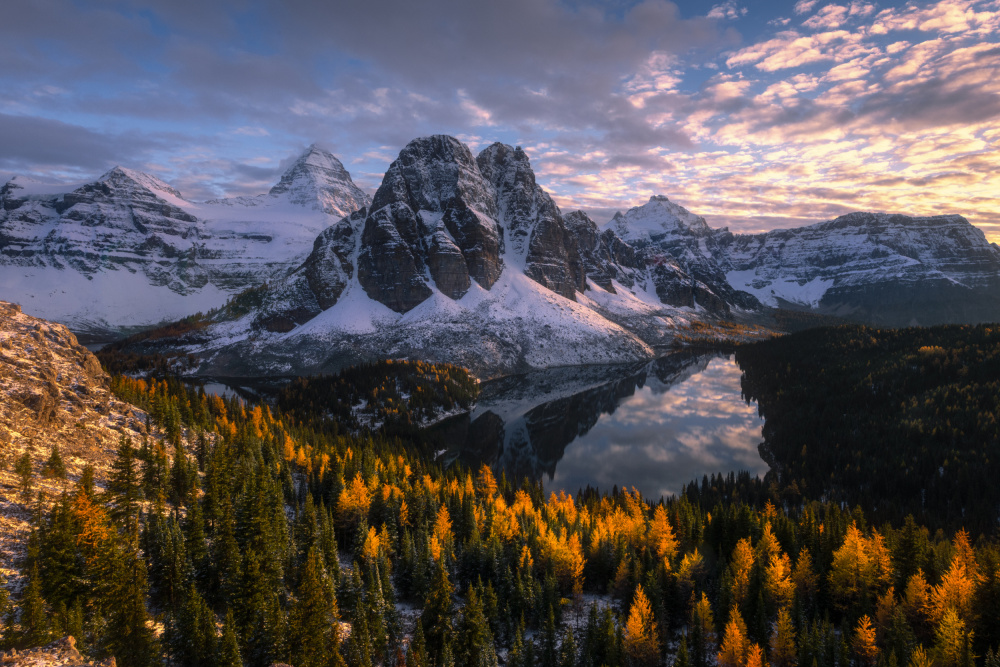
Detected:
[736,323,1000,534]
[0,350,999,667]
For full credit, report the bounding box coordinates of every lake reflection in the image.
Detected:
[435,352,767,500]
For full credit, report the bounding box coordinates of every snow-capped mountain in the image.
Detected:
[114,135,1000,379]
[0,145,370,340]
[126,136,714,378]
[719,212,1000,326]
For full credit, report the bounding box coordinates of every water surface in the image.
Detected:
[434,352,768,500]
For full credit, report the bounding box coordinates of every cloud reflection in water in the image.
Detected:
[548,356,766,500]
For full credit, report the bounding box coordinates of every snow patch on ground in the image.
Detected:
[725,270,834,308]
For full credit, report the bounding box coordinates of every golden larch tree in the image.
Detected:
[624,584,660,667]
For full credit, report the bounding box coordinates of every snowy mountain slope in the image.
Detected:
[123,136,712,378]
[719,212,1000,326]
[0,145,370,339]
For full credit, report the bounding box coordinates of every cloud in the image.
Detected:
[794,0,820,15]
[0,113,157,173]
[708,1,747,20]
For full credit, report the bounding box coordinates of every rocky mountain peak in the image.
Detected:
[357,135,504,312]
[267,143,371,217]
[97,165,186,201]
[477,141,584,299]
[609,195,712,244]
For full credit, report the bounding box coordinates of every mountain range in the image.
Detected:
[0,145,370,341]
[4,135,1000,377]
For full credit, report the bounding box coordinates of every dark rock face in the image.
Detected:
[358,135,503,312]
[478,143,584,299]
[563,210,646,292]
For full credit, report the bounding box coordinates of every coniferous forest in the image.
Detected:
[2,340,1000,667]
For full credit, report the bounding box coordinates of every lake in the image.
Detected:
[192,350,769,501]
[432,351,768,500]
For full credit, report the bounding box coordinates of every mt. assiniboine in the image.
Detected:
[4,135,1000,377]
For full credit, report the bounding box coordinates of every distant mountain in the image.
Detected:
[719,211,1000,326]
[7,135,1000,376]
[109,135,1000,378]
[0,145,370,340]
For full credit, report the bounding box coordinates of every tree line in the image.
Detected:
[0,360,998,667]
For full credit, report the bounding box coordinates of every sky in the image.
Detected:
[2,0,999,238]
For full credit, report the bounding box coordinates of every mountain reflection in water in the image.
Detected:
[430,351,767,500]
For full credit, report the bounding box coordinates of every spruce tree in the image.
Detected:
[19,561,50,648]
[42,445,66,479]
[15,452,33,502]
[561,626,578,667]
[108,436,142,531]
[217,609,243,667]
[454,587,496,667]
[169,584,217,667]
[541,605,559,667]
[422,561,454,665]
[289,549,338,667]
[100,544,160,667]
[407,621,429,667]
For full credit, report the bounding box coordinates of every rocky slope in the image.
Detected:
[0,636,115,667]
[0,302,168,589]
[0,146,370,341]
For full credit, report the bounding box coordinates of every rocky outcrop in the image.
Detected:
[478,143,583,299]
[0,301,159,577]
[358,136,503,312]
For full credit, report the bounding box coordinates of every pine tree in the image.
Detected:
[674,635,690,667]
[422,561,454,665]
[455,587,496,667]
[19,561,50,648]
[99,544,160,667]
[108,436,142,531]
[540,604,559,667]
[0,575,12,649]
[217,608,243,667]
[561,626,578,667]
[42,445,66,479]
[289,549,338,667]
[407,621,429,667]
[169,584,217,667]
[15,452,33,502]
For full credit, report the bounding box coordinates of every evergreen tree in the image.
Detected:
[169,584,217,667]
[15,452,33,502]
[108,436,142,531]
[422,561,454,665]
[561,626,578,667]
[675,635,690,667]
[455,587,497,667]
[289,549,339,667]
[407,621,429,667]
[19,561,50,648]
[41,445,66,479]
[99,544,160,667]
[217,608,243,667]
[541,605,559,667]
